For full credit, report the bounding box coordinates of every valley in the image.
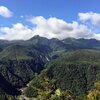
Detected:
[0,35,100,100]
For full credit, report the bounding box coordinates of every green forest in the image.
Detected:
[0,36,100,100]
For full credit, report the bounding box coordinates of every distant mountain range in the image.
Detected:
[0,35,100,99]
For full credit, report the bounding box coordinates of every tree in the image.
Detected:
[87,81,100,100]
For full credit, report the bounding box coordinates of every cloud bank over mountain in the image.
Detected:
[0,9,100,40]
[29,16,94,40]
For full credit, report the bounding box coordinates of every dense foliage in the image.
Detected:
[0,36,100,99]
[23,50,100,100]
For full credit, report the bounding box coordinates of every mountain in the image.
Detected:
[0,36,51,98]
[46,50,100,94]
[62,38,100,50]
[24,50,100,99]
[0,73,20,95]
[0,40,9,45]
[0,35,100,99]
[0,43,50,87]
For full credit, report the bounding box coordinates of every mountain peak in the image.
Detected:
[33,35,40,38]
[29,35,48,41]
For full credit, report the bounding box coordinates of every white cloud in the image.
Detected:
[0,23,33,40]
[0,16,100,40]
[79,12,100,26]
[29,16,94,39]
[0,6,13,18]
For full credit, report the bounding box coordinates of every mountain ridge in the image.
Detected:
[0,35,100,99]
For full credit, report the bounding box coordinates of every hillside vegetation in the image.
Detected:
[24,50,100,100]
[0,36,100,99]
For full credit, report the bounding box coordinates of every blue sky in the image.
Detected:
[0,0,100,40]
[1,0,100,24]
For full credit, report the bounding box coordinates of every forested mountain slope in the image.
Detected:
[24,50,100,100]
[0,36,100,99]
